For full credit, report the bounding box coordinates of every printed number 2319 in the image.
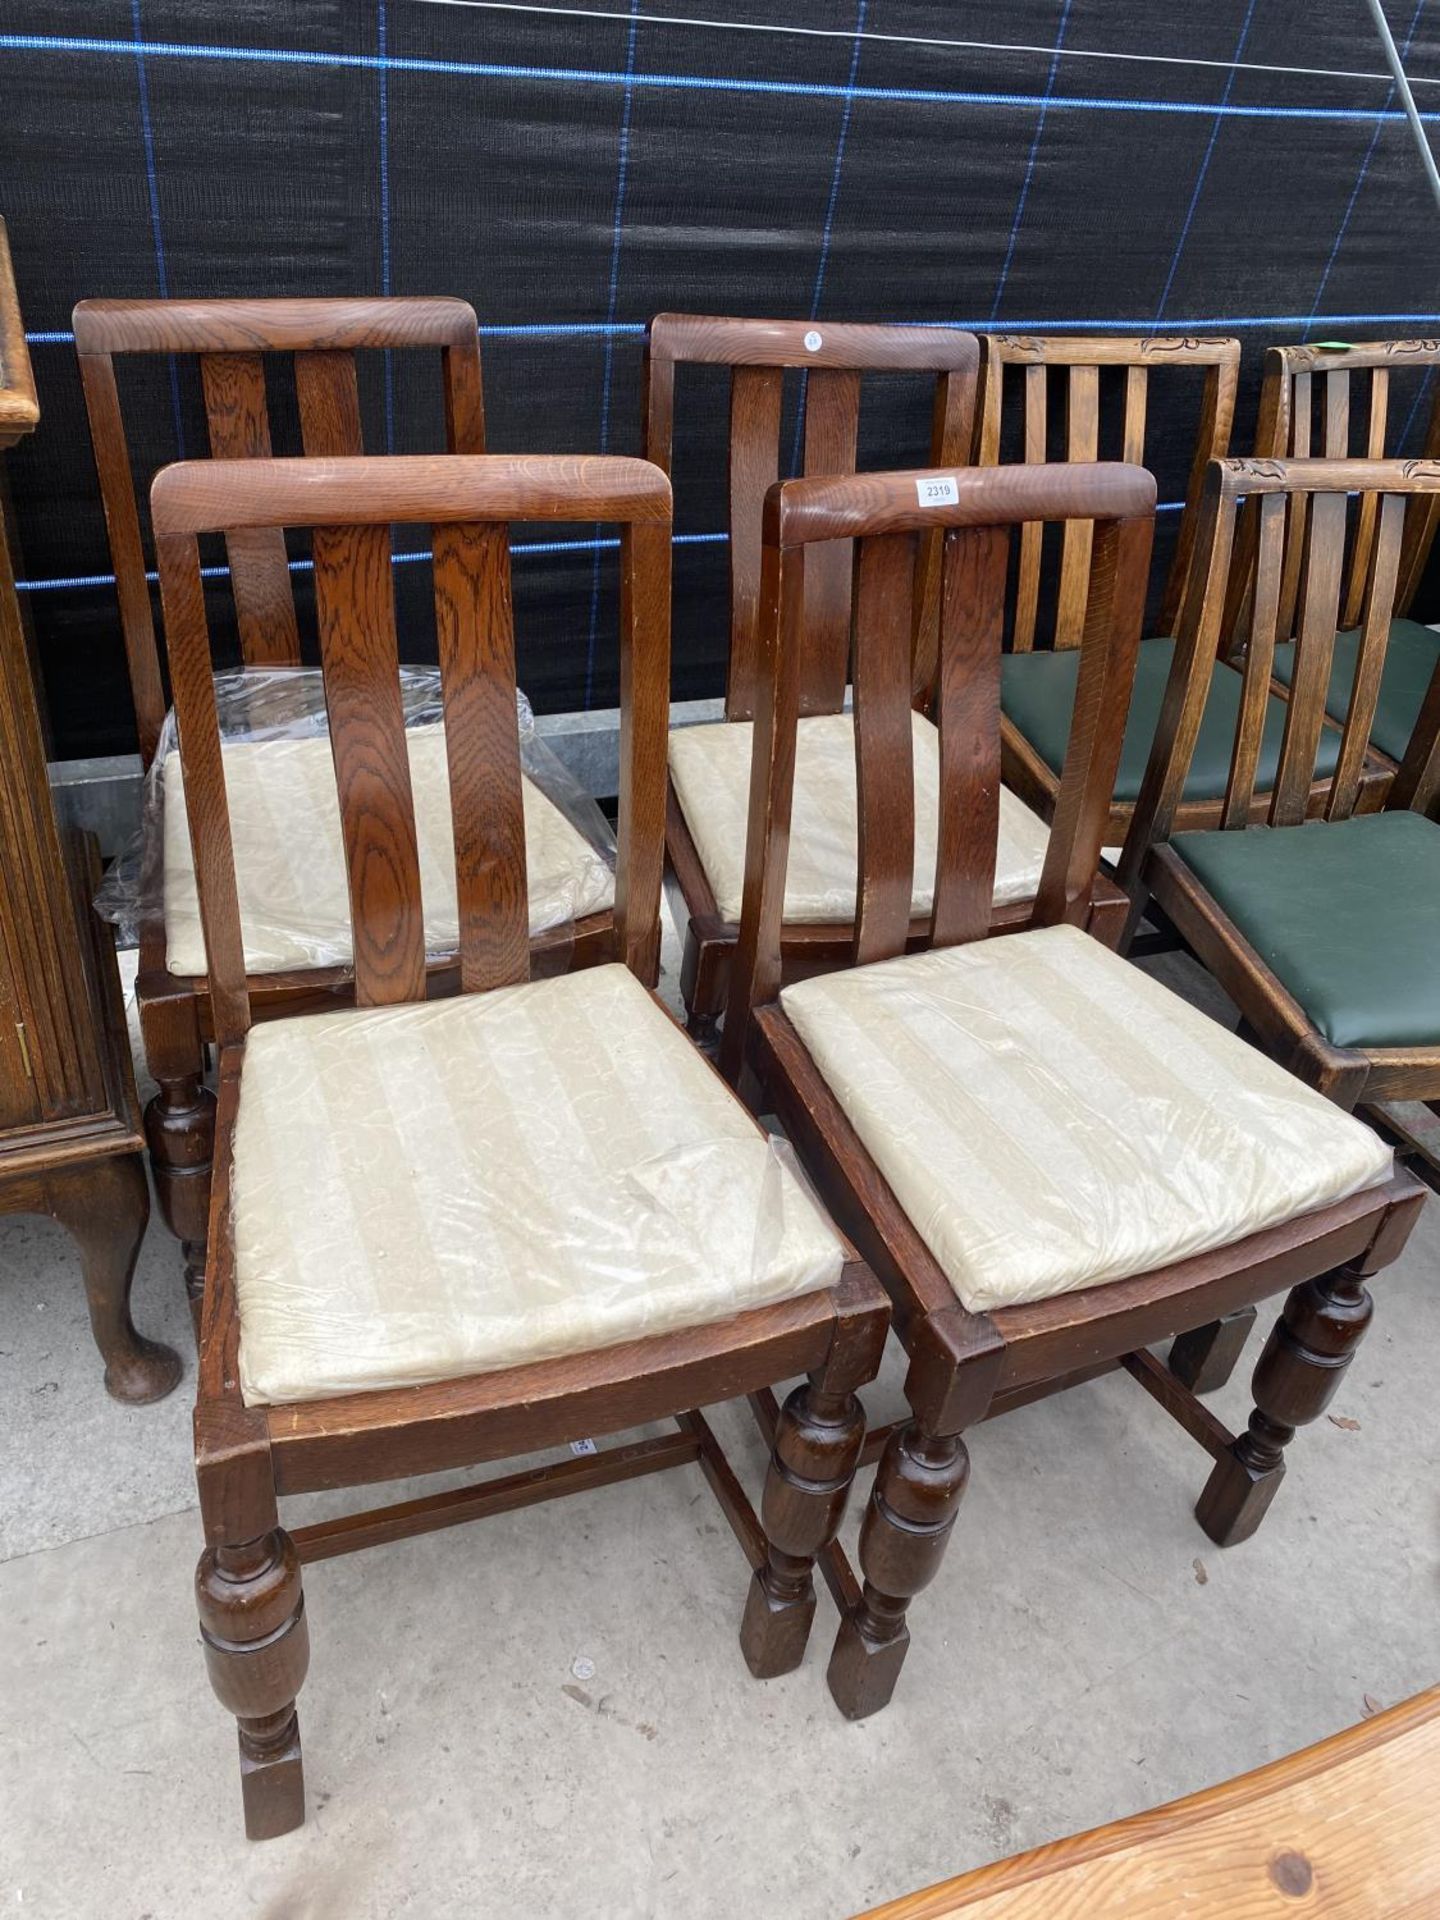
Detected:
[915,475,959,506]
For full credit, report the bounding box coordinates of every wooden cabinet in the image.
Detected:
[0,218,179,1402]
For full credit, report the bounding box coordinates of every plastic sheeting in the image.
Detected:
[97,670,615,971]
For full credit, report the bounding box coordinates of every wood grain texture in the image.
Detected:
[930,526,1006,948]
[72,295,480,355]
[856,1686,1440,1919]
[852,532,919,967]
[200,352,301,666]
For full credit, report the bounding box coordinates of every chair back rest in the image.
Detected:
[74,296,486,765]
[976,335,1239,650]
[643,315,980,719]
[1122,456,1440,890]
[150,453,670,1046]
[721,461,1155,1078]
[1253,341,1440,630]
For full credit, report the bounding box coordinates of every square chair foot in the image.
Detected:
[827,1614,911,1720]
[238,1717,305,1841]
[1195,1448,1286,1548]
[740,1566,817,1679]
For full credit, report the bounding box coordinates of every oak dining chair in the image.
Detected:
[1247,340,1440,781]
[1120,454,1440,1215]
[152,447,889,1839]
[723,457,1423,1720]
[75,297,615,1305]
[644,315,1124,1037]
[974,333,1360,848]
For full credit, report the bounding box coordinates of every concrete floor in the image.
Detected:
[2,925,1437,1919]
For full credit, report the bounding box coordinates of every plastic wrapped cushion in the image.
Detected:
[667,710,1052,924]
[230,963,845,1405]
[150,669,614,975]
[780,923,1394,1315]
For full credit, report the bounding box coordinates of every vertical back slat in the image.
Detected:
[1037,512,1152,925]
[200,352,302,666]
[930,524,1007,949]
[1121,366,1148,463]
[1163,359,1239,633]
[1222,492,1286,828]
[431,520,529,992]
[1012,364,1048,651]
[1054,365,1100,648]
[76,351,168,763]
[1326,489,1405,820]
[615,519,672,984]
[725,365,784,717]
[295,349,365,456]
[154,529,251,1046]
[799,367,862,713]
[310,522,426,1005]
[1276,372,1312,638]
[1342,369,1390,626]
[852,532,918,968]
[912,367,974,700]
[442,338,487,454]
[1271,490,1347,825]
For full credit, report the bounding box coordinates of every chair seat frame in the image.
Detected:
[154,448,891,1839]
[722,457,1427,1719]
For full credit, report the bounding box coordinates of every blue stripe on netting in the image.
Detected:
[790,0,869,475]
[25,313,1440,349]
[129,0,186,455]
[1152,0,1259,324]
[378,0,396,450]
[3,34,1439,122]
[583,0,641,707]
[1307,0,1428,331]
[990,0,1073,325]
[20,517,1213,597]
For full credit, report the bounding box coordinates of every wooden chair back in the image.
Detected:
[1253,341,1440,630]
[975,336,1239,651]
[721,461,1156,1079]
[73,297,486,765]
[150,453,671,1045]
[1122,456,1440,897]
[643,315,980,720]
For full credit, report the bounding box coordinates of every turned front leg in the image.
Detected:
[827,1420,970,1720]
[196,1529,309,1840]
[145,1073,216,1312]
[741,1378,866,1679]
[1197,1261,1373,1548]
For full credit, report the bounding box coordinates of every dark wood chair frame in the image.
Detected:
[643,314,1131,1038]
[1122,453,1440,1198]
[153,447,890,1840]
[722,457,1425,1720]
[976,334,1381,844]
[74,297,612,1303]
[1240,340,1440,794]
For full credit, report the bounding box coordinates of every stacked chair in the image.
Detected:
[72,305,1435,1834]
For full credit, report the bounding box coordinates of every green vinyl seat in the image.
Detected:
[1001,636,1342,806]
[1270,618,1440,764]
[1171,810,1440,1050]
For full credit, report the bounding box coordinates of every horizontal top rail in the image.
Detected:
[1216,454,1440,497]
[647,313,979,371]
[986,334,1241,366]
[150,452,672,536]
[765,460,1156,548]
[73,296,480,356]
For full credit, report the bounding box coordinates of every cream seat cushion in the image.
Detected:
[667,711,1052,924]
[781,924,1393,1315]
[162,725,615,976]
[232,964,843,1405]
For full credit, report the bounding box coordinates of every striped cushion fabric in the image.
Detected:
[667,711,1053,925]
[781,925,1393,1314]
[231,964,844,1405]
[162,724,615,976]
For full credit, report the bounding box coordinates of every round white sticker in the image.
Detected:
[803,330,823,352]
